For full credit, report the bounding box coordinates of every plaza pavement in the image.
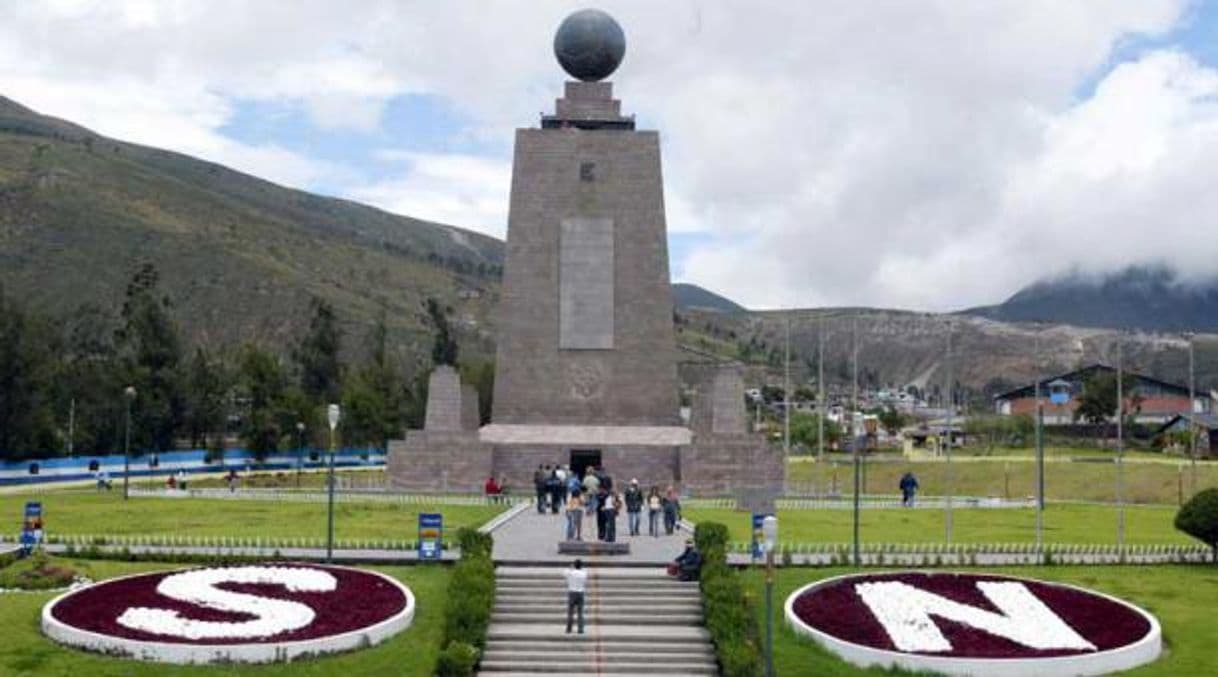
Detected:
[491,505,691,565]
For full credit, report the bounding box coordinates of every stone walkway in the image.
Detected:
[491,505,691,565]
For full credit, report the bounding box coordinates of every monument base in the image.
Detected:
[386,431,491,493]
[680,434,784,503]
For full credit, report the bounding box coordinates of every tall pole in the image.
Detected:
[123,386,135,501]
[1188,332,1197,493]
[1034,330,1044,551]
[852,317,861,567]
[765,547,774,677]
[1116,338,1125,551]
[944,321,954,545]
[817,318,825,460]
[296,422,305,489]
[784,316,791,457]
[327,404,340,563]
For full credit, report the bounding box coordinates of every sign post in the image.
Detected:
[20,501,43,557]
[418,513,443,561]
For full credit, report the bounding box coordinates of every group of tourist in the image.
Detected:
[520,464,683,543]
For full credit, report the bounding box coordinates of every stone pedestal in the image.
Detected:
[387,366,490,492]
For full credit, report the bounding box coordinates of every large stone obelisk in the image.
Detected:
[389,9,783,499]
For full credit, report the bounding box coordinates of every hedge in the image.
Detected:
[435,528,495,676]
[696,522,763,677]
[1176,488,1218,563]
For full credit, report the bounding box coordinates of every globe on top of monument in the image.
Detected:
[553,8,626,82]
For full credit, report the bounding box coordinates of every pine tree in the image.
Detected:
[295,297,343,404]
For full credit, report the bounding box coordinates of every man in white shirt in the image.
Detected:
[564,559,588,634]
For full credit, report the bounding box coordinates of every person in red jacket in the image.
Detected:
[484,476,501,503]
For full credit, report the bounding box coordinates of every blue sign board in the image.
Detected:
[20,501,43,556]
[418,513,443,561]
[751,513,771,561]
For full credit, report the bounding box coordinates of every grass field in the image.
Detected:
[0,558,450,676]
[0,490,506,543]
[686,503,1190,546]
[744,564,1218,676]
[787,451,1218,505]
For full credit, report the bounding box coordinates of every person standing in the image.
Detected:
[624,479,644,536]
[604,491,621,542]
[647,487,663,537]
[583,470,601,518]
[662,485,680,535]
[565,490,584,541]
[556,464,570,503]
[534,465,548,514]
[548,468,563,515]
[899,471,919,507]
[564,559,588,634]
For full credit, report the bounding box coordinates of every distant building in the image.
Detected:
[992,364,1208,425]
[1156,413,1218,458]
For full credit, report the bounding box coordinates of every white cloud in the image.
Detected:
[349,151,511,237]
[3,0,1215,311]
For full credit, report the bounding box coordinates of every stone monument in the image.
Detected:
[389,9,783,499]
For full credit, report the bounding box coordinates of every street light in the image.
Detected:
[123,385,136,501]
[296,421,306,489]
[944,320,954,545]
[762,515,778,677]
[326,404,340,563]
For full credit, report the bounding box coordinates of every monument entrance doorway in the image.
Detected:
[570,449,602,479]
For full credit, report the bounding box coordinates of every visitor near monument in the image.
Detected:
[564,560,588,634]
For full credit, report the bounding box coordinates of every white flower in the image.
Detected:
[854,579,1096,654]
[117,566,337,640]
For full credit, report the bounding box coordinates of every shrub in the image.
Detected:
[437,532,494,675]
[435,640,479,677]
[697,522,763,677]
[1176,488,1218,563]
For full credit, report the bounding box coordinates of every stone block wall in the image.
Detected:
[387,431,491,493]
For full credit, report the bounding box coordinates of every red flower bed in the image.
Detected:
[50,564,408,645]
[791,572,1152,659]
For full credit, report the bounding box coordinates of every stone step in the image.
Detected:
[482,649,715,664]
[491,612,702,625]
[496,589,699,599]
[496,584,698,596]
[487,623,710,643]
[494,601,701,613]
[478,672,704,677]
[495,577,692,588]
[478,661,717,675]
[482,640,713,655]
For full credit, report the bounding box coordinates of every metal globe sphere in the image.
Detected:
[553,9,626,82]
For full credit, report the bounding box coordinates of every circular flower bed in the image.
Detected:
[785,572,1160,677]
[42,563,414,664]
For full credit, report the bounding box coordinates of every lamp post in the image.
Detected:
[783,316,791,457]
[1187,331,1197,493]
[851,317,861,567]
[123,386,136,500]
[817,318,825,461]
[1033,329,1045,552]
[296,421,306,489]
[762,515,778,677]
[326,404,340,562]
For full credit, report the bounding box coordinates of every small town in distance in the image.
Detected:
[2,4,1217,677]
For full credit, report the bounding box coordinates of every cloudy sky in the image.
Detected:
[2,1,1216,311]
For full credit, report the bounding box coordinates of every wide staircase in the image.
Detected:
[478,566,718,676]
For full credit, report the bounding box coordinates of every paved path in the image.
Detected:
[42,543,458,564]
[492,506,690,565]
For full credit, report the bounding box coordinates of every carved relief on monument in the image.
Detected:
[566,357,608,401]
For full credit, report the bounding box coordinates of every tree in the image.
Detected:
[0,286,59,458]
[182,348,229,448]
[239,345,286,461]
[425,298,458,366]
[877,405,908,437]
[789,411,842,452]
[1176,488,1218,563]
[59,303,124,455]
[1074,371,1136,426]
[295,297,342,404]
[115,263,184,454]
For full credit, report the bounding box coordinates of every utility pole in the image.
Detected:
[67,398,75,458]
[1034,329,1045,552]
[784,315,791,457]
[817,319,825,460]
[1116,337,1126,552]
[945,320,954,545]
[852,316,861,567]
[1187,332,1197,494]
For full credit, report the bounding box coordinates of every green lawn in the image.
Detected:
[744,564,1218,676]
[0,489,506,544]
[786,452,1218,505]
[0,558,450,676]
[686,503,1189,546]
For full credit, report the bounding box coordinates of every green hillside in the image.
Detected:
[0,95,504,359]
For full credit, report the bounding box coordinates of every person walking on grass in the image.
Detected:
[647,486,663,537]
[565,559,587,634]
[565,490,584,541]
[624,479,644,536]
[899,471,919,507]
